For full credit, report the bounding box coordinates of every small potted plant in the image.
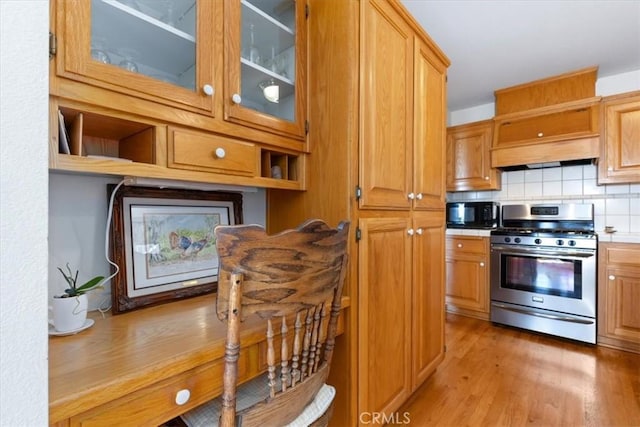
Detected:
[50,263,104,333]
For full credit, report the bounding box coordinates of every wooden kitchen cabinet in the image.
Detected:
[597,242,640,354]
[49,0,307,189]
[446,120,501,191]
[445,235,490,320]
[266,0,449,424]
[492,99,601,169]
[598,91,640,184]
[358,212,445,416]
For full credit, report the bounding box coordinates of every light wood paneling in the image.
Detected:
[494,66,597,115]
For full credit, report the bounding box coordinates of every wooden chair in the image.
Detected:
[181,219,350,427]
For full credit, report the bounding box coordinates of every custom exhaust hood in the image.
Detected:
[499,158,596,172]
[490,67,601,171]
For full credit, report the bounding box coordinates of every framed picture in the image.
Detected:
[109,185,243,314]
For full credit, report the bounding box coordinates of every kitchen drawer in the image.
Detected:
[446,236,487,256]
[169,127,257,176]
[602,244,640,267]
[69,354,249,426]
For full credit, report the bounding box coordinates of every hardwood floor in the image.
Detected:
[391,313,640,427]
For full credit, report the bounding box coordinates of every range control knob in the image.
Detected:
[504,237,511,243]
[568,240,577,247]
[514,237,521,243]
[534,238,542,244]
[556,239,564,246]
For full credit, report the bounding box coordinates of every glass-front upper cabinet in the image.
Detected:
[225,0,307,139]
[56,0,216,114]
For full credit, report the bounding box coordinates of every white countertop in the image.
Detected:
[446,228,640,244]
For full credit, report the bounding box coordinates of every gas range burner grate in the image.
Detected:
[491,227,596,238]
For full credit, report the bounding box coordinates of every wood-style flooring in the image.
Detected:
[392,313,640,427]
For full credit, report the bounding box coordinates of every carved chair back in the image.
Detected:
[215,219,350,426]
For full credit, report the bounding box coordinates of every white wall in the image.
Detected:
[0,0,50,425]
[49,174,267,310]
[448,69,640,126]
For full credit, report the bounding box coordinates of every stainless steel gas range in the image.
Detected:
[490,203,597,344]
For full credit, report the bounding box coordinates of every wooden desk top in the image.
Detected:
[49,294,349,424]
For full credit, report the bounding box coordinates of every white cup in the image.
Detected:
[49,294,88,333]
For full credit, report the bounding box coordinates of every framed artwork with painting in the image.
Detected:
[109,184,243,313]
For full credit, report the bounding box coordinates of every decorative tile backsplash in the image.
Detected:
[447,164,640,233]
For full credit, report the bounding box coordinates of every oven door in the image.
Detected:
[490,244,596,318]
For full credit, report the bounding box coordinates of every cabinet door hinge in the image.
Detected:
[305,120,309,135]
[355,227,361,242]
[49,31,57,59]
[305,4,309,19]
[355,185,362,200]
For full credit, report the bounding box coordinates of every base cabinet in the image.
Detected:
[358,213,445,416]
[598,242,640,354]
[445,235,490,320]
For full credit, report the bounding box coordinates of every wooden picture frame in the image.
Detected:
[109,185,243,314]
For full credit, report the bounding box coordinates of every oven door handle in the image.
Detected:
[491,245,595,259]
[491,302,595,324]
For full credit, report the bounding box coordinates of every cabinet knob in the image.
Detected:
[537,132,544,138]
[608,166,613,171]
[232,93,242,104]
[457,243,463,248]
[202,84,214,96]
[608,275,616,280]
[407,229,415,236]
[480,262,485,267]
[484,176,490,180]
[175,389,191,405]
[408,192,415,200]
[416,228,423,235]
[215,147,226,159]
[416,193,423,200]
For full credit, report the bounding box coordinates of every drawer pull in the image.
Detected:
[537,132,544,138]
[202,84,214,96]
[215,147,226,159]
[457,243,463,248]
[175,389,191,405]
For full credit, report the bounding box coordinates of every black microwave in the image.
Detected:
[446,202,499,229]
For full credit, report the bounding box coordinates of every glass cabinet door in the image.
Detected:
[59,0,215,113]
[225,0,306,138]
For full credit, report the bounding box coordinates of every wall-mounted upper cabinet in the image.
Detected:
[224,0,306,138]
[52,0,306,141]
[446,120,501,192]
[56,0,216,113]
[598,91,640,184]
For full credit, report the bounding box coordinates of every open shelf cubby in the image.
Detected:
[261,149,299,181]
[57,107,156,164]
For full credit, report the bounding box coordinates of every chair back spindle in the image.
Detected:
[214,219,349,427]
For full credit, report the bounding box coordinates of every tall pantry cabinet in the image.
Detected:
[267,0,449,425]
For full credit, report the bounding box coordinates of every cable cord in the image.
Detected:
[96,179,126,315]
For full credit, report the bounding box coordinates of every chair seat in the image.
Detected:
[181,375,336,427]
